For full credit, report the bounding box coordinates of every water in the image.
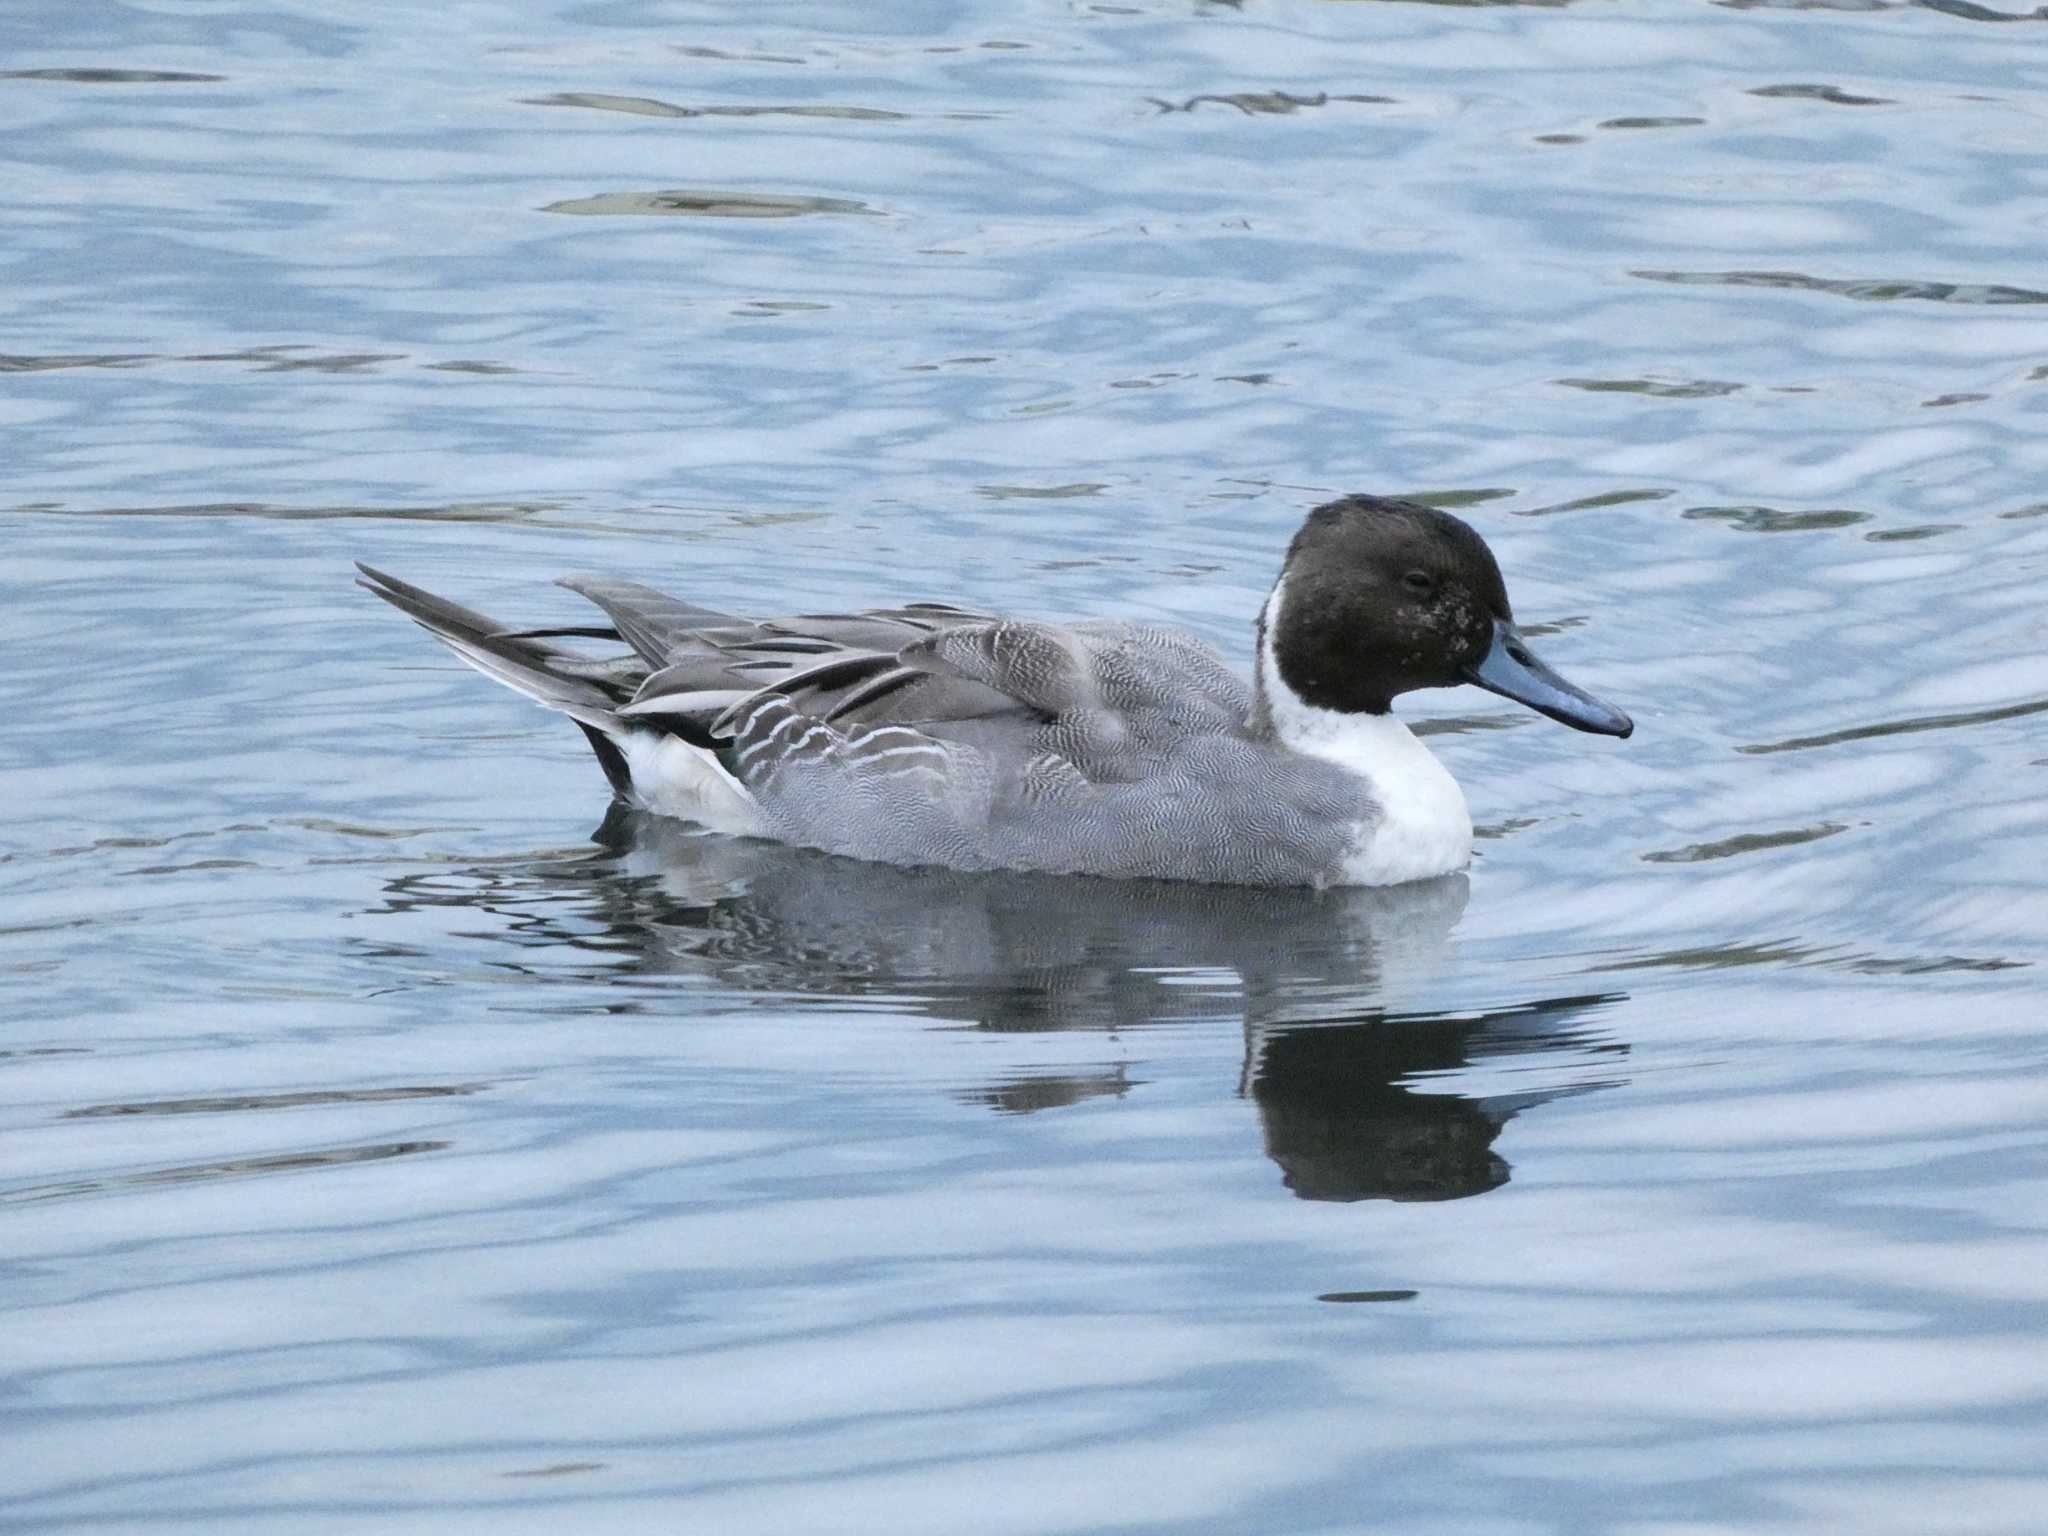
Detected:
[5,2,2047,1530]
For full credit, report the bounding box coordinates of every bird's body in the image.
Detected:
[361,495,1630,887]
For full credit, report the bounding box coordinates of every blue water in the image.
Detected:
[5,2,2047,1531]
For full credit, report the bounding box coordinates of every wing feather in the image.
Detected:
[555,576,739,666]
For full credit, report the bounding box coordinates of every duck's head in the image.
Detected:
[1261,494,1633,737]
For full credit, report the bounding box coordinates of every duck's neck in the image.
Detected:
[1255,577,1473,884]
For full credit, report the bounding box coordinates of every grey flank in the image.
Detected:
[358,565,1376,885]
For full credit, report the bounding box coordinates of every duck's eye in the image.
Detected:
[1401,570,1436,597]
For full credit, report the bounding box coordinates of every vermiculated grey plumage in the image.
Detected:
[707,616,1378,884]
[359,565,1378,885]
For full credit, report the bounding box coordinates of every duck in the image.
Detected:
[359,493,1631,887]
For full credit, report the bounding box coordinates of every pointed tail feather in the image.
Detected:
[360,564,768,830]
[356,562,627,733]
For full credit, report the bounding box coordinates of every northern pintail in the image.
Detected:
[360,494,1631,886]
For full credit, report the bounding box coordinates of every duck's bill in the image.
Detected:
[1463,618,1633,738]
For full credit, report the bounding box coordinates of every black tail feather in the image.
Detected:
[358,560,641,750]
[575,722,636,799]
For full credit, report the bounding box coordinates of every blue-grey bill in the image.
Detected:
[1464,618,1633,738]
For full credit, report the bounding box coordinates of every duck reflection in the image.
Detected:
[1244,997,1621,1202]
[378,808,1626,1202]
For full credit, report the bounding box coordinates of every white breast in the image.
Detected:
[1259,583,1473,886]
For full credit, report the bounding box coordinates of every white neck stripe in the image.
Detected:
[1259,575,1473,885]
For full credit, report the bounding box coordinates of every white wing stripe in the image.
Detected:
[849,725,933,745]
[734,710,805,764]
[845,742,949,767]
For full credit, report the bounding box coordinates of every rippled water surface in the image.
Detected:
[6,2,2048,1530]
